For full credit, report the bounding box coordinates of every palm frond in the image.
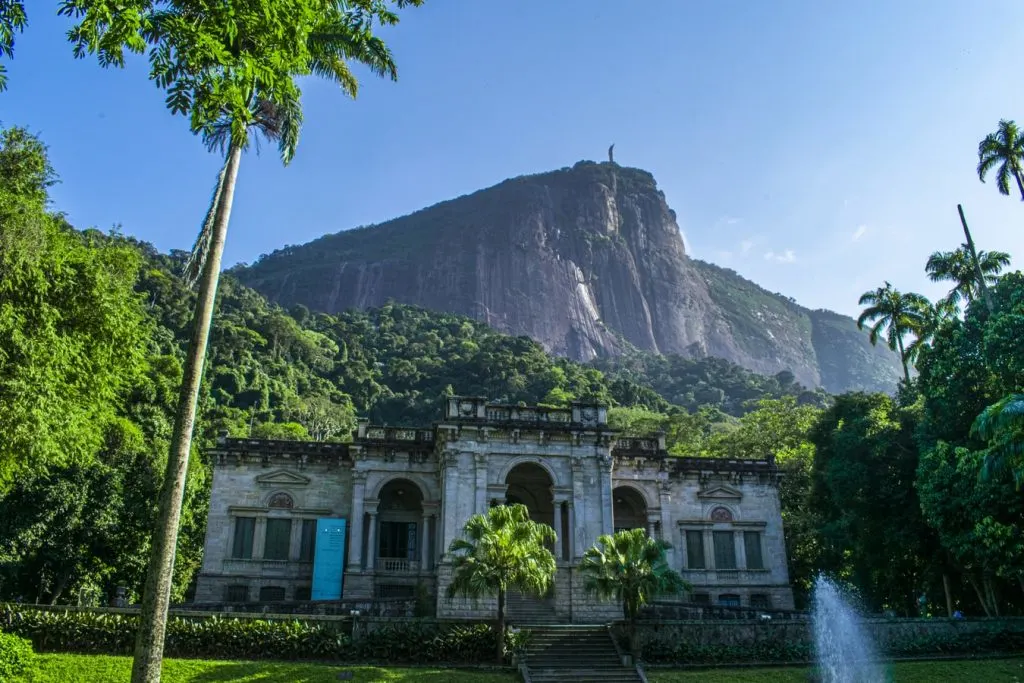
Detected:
[972,394,1024,442]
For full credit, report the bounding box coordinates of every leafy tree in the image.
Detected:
[905,298,957,366]
[446,504,556,664]
[856,282,928,383]
[917,442,1023,615]
[0,0,25,91]
[706,397,822,604]
[0,127,149,490]
[925,246,1010,310]
[60,1,422,679]
[972,394,1024,488]
[978,119,1024,200]
[810,393,941,614]
[579,528,686,655]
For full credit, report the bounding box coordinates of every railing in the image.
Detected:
[640,600,808,621]
[375,558,420,573]
[362,427,434,444]
[484,406,573,423]
[614,437,661,453]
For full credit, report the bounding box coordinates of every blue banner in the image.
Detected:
[311,518,347,601]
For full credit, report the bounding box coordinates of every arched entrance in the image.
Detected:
[613,486,648,534]
[376,479,424,573]
[503,463,558,621]
[504,462,555,528]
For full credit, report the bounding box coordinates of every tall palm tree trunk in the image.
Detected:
[942,572,953,618]
[496,587,506,664]
[131,142,243,683]
[957,204,995,314]
[896,335,911,384]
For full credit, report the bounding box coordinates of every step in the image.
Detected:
[527,671,640,683]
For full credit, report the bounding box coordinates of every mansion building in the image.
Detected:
[195,397,795,621]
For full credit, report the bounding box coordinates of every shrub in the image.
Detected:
[0,630,35,680]
[0,605,521,664]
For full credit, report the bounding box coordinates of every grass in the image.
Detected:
[647,657,1024,682]
[19,654,518,683]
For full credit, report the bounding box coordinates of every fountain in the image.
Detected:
[811,576,888,683]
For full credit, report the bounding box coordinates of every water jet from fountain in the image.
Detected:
[811,576,887,683]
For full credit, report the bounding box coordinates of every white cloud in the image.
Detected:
[851,224,868,242]
[764,249,797,263]
[740,239,755,254]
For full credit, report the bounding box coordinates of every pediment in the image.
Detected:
[697,485,742,501]
[255,470,311,487]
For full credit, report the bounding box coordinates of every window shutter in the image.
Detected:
[713,531,736,569]
[264,519,292,560]
[685,531,705,569]
[744,531,764,570]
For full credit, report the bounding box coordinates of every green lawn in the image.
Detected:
[19,654,517,683]
[647,658,1024,683]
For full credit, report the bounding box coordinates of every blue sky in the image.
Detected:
[4,1,1024,317]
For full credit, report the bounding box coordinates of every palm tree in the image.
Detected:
[978,120,1024,200]
[447,504,557,664]
[857,282,929,384]
[579,528,687,657]
[63,3,420,681]
[905,297,957,367]
[972,394,1024,488]
[925,245,1010,309]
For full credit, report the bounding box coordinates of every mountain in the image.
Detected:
[233,161,902,393]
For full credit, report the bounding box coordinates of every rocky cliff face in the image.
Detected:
[235,161,902,393]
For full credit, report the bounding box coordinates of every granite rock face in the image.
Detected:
[236,161,901,393]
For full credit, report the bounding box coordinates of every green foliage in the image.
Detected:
[977,119,1024,200]
[972,393,1024,487]
[856,281,929,382]
[0,0,26,91]
[0,128,150,491]
[926,245,1011,310]
[580,529,686,627]
[0,629,34,679]
[0,606,518,664]
[809,392,941,614]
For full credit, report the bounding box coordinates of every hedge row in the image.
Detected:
[636,622,1024,665]
[0,630,35,680]
[0,606,528,664]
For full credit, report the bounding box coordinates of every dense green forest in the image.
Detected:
[1,124,1021,617]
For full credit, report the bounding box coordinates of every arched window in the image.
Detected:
[710,506,733,523]
[268,492,294,509]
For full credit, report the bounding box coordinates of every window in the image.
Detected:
[299,519,317,562]
[744,531,764,570]
[686,530,706,569]
[718,594,741,607]
[259,586,286,602]
[231,517,255,559]
[264,519,292,561]
[294,586,311,601]
[691,593,711,605]
[750,594,771,609]
[713,531,736,569]
[225,585,249,602]
[379,521,417,560]
[377,584,416,599]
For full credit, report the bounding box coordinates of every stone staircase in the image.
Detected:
[506,590,563,625]
[519,626,643,683]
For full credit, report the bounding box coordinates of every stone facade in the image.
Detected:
[195,397,795,619]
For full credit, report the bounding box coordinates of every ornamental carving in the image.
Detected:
[268,492,294,509]
[710,506,733,523]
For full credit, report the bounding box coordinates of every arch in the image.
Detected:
[369,472,436,502]
[378,478,424,513]
[266,491,294,509]
[612,486,648,533]
[504,462,555,528]
[497,456,561,489]
[611,481,657,510]
[710,506,734,523]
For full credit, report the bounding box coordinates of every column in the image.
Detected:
[735,530,746,571]
[420,510,432,570]
[659,483,676,566]
[440,450,461,558]
[570,458,586,560]
[365,502,379,571]
[552,496,564,561]
[347,472,366,571]
[474,453,488,514]
[565,503,575,560]
[288,518,303,561]
[598,455,614,537]
[646,516,657,539]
